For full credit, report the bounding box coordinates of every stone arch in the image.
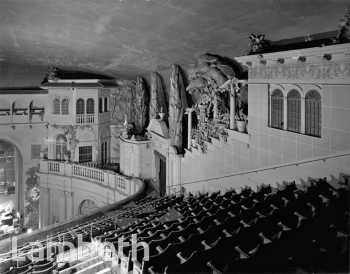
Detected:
[79,199,98,215]
[0,138,24,214]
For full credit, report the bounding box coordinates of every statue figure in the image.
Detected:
[169,64,187,152]
[149,72,167,120]
[248,34,271,54]
[132,77,149,135]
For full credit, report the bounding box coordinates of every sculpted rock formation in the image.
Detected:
[169,64,188,152]
[149,72,168,120]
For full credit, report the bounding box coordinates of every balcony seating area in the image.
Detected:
[0,177,349,274]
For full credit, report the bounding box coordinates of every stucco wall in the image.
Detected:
[178,44,350,193]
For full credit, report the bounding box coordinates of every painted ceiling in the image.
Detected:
[0,0,348,85]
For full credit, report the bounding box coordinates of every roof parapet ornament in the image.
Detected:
[248,34,271,54]
[337,6,350,43]
[47,66,59,81]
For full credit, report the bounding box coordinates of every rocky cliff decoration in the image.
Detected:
[248,34,271,54]
[132,76,149,135]
[337,7,350,43]
[169,64,187,152]
[149,72,168,120]
[186,53,240,125]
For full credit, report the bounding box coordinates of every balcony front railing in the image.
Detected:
[40,160,139,195]
[76,114,95,124]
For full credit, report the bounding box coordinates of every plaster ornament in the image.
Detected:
[30,187,40,201]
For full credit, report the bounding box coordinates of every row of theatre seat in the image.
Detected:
[0,178,349,273]
[98,178,349,274]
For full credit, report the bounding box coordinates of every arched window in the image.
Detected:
[55,134,67,161]
[61,98,69,114]
[86,98,95,114]
[76,98,85,114]
[53,98,60,114]
[287,89,301,133]
[104,97,108,112]
[270,89,284,129]
[305,90,321,137]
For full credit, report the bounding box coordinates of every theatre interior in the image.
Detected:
[0,1,349,273]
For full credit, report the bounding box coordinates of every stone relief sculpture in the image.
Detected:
[132,76,149,136]
[169,64,187,152]
[149,72,168,120]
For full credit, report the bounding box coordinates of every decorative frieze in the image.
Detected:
[250,61,350,81]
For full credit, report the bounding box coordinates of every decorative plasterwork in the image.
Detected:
[250,61,350,81]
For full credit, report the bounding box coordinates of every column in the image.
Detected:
[71,192,75,217]
[229,83,236,130]
[301,96,305,134]
[186,108,193,149]
[199,104,206,123]
[47,188,51,225]
[64,190,67,221]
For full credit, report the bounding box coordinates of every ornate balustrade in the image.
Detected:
[40,160,134,194]
[75,114,95,124]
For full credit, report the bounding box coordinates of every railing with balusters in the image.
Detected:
[47,161,60,173]
[85,114,95,123]
[40,160,131,194]
[72,164,104,183]
[75,114,95,124]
